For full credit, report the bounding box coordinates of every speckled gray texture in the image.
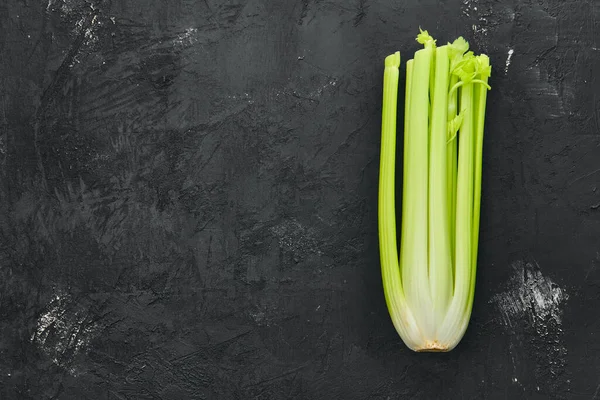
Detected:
[0,0,599,399]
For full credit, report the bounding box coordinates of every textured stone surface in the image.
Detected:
[0,0,598,398]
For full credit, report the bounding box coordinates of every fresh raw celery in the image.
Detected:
[379,52,423,348]
[428,44,452,323]
[378,31,492,352]
[400,32,435,338]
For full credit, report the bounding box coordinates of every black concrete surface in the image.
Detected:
[1,0,599,399]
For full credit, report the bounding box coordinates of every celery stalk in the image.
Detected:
[446,73,459,265]
[400,36,435,339]
[378,52,422,349]
[439,81,474,345]
[468,55,491,313]
[428,45,452,324]
[378,30,491,352]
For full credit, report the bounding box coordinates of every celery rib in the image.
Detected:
[428,45,453,325]
[379,52,422,349]
[400,44,435,339]
[440,81,474,346]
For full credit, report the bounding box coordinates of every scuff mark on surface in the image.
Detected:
[248,305,280,327]
[46,0,107,69]
[463,0,488,39]
[491,260,569,392]
[31,289,101,375]
[46,0,58,12]
[174,27,199,49]
[493,261,567,327]
[53,0,97,38]
[308,79,338,99]
[462,0,478,17]
[514,1,580,120]
[472,23,488,37]
[462,0,517,52]
[505,48,514,74]
[249,309,268,326]
[525,63,566,118]
[80,14,101,47]
[270,218,323,258]
[46,0,77,14]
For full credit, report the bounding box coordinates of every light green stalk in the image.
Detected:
[428,44,452,324]
[378,52,422,349]
[439,54,490,348]
[445,37,467,266]
[439,80,474,345]
[400,31,435,339]
[446,75,459,265]
[467,54,491,319]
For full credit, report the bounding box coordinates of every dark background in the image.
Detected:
[0,0,599,399]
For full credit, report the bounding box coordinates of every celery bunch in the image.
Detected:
[378,30,491,352]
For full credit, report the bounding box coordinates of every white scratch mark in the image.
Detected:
[462,0,478,17]
[58,0,77,14]
[173,27,199,49]
[249,310,268,326]
[270,218,323,257]
[31,289,100,375]
[308,79,338,99]
[52,0,102,65]
[472,24,488,36]
[492,261,567,327]
[463,0,495,41]
[505,49,514,74]
[491,260,569,386]
[592,382,600,399]
[526,64,567,117]
[225,92,254,105]
[83,14,100,43]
